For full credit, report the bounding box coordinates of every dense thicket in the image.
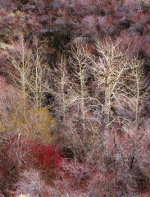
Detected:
[0,0,150,197]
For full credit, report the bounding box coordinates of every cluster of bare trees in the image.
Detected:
[2,35,150,196]
[2,34,49,110]
[4,35,147,157]
[46,38,145,161]
[47,37,149,196]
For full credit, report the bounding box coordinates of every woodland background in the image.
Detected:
[0,0,150,196]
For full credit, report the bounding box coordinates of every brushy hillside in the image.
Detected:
[0,0,150,197]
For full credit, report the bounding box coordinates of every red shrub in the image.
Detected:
[31,143,63,172]
[0,136,64,193]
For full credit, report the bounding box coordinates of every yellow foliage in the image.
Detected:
[0,100,55,144]
[26,107,55,143]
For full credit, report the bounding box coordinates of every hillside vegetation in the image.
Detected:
[0,0,150,196]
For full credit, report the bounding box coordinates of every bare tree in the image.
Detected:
[4,34,48,109]
[79,38,145,146]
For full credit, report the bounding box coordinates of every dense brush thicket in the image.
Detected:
[0,0,150,197]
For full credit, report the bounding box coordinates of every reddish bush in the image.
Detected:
[30,143,63,182]
[0,136,64,194]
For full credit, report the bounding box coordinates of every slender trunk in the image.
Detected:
[60,55,66,121]
[79,62,86,133]
[21,35,26,112]
[135,67,140,127]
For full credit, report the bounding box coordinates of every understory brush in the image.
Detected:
[0,35,150,196]
[0,135,64,196]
